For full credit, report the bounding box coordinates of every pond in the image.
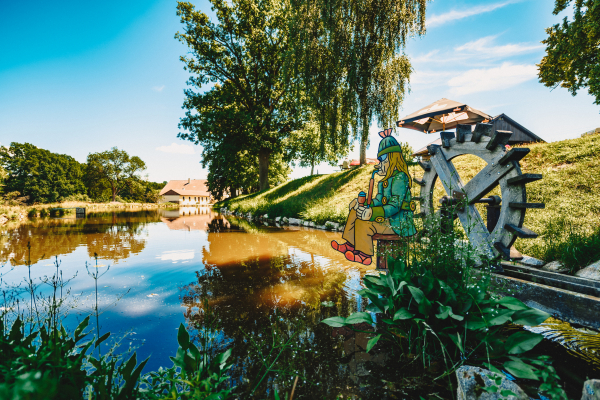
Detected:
[1,208,599,398]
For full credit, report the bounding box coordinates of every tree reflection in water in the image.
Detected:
[0,211,153,265]
[179,217,393,399]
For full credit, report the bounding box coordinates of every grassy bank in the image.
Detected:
[217,133,600,265]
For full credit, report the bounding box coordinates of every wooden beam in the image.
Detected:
[509,202,545,209]
[498,148,530,165]
[507,174,543,185]
[471,122,493,143]
[418,160,431,171]
[505,224,538,238]
[486,130,513,150]
[440,131,455,148]
[456,124,470,143]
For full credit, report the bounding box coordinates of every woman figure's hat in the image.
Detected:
[377,129,402,161]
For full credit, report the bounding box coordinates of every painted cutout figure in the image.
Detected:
[331,129,417,265]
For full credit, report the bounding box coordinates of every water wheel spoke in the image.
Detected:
[462,159,515,203]
[428,148,495,259]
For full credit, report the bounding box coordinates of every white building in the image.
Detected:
[159,179,212,205]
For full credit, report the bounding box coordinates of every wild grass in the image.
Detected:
[219,133,600,269]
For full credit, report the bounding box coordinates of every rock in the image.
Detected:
[308,221,316,227]
[275,216,281,222]
[542,260,569,274]
[581,379,600,400]
[316,225,327,230]
[288,218,301,225]
[263,214,268,219]
[575,260,600,281]
[282,217,289,224]
[325,221,340,230]
[456,366,529,400]
[518,255,545,268]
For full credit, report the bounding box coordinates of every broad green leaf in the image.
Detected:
[511,309,550,326]
[435,304,450,320]
[497,296,529,310]
[213,348,232,368]
[321,316,347,327]
[482,362,502,374]
[345,312,373,325]
[450,312,464,321]
[505,331,543,354]
[177,323,190,350]
[418,296,432,316]
[393,307,414,320]
[407,286,425,304]
[486,309,515,326]
[365,303,382,313]
[465,316,487,330]
[366,334,382,352]
[503,359,538,380]
[501,389,518,397]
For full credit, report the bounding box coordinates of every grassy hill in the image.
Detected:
[217,133,600,262]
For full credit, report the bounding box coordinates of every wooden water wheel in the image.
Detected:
[413,123,544,261]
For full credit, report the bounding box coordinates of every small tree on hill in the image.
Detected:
[86,148,146,202]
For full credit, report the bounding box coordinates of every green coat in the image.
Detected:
[369,170,417,236]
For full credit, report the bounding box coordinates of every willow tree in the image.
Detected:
[288,0,427,164]
[176,0,305,191]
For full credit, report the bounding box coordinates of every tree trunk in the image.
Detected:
[310,161,314,176]
[258,148,271,191]
[360,112,370,165]
[111,184,116,202]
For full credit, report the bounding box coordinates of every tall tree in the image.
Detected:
[288,0,427,164]
[0,142,86,203]
[176,0,304,191]
[538,0,600,106]
[86,147,146,202]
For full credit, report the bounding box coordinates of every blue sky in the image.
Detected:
[1,0,599,183]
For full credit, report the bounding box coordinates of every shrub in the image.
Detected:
[27,208,38,218]
[62,193,91,202]
[39,209,48,218]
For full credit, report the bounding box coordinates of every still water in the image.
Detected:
[1,208,599,398]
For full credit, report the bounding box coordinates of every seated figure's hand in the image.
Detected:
[349,198,358,210]
[357,206,372,221]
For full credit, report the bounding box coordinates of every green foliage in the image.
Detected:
[27,208,38,218]
[176,0,305,192]
[538,0,600,106]
[321,227,565,396]
[141,324,235,399]
[62,193,92,202]
[288,119,350,175]
[0,316,148,400]
[288,0,427,163]
[0,143,86,203]
[542,218,600,274]
[86,147,146,203]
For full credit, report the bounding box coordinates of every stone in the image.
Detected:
[263,214,269,219]
[456,366,529,400]
[275,216,281,222]
[518,255,545,268]
[288,218,300,225]
[575,260,600,281]
[325,221,340,230]
[581,379,600,400]
[283,217,289,224]
[308,221,316,227]
[542,260,569,274]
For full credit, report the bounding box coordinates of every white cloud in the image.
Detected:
[427,1,520,28]
[152,85,165,92]
[448,62,538,95]
[156,143,196,155]
[455,35,543,58]
[157,250,195,261]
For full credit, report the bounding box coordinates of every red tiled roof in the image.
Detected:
[349,158,379,166]
[159,180,211,196]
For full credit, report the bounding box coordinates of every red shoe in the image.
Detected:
[344,250,372,266]
[331,240,354,253]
